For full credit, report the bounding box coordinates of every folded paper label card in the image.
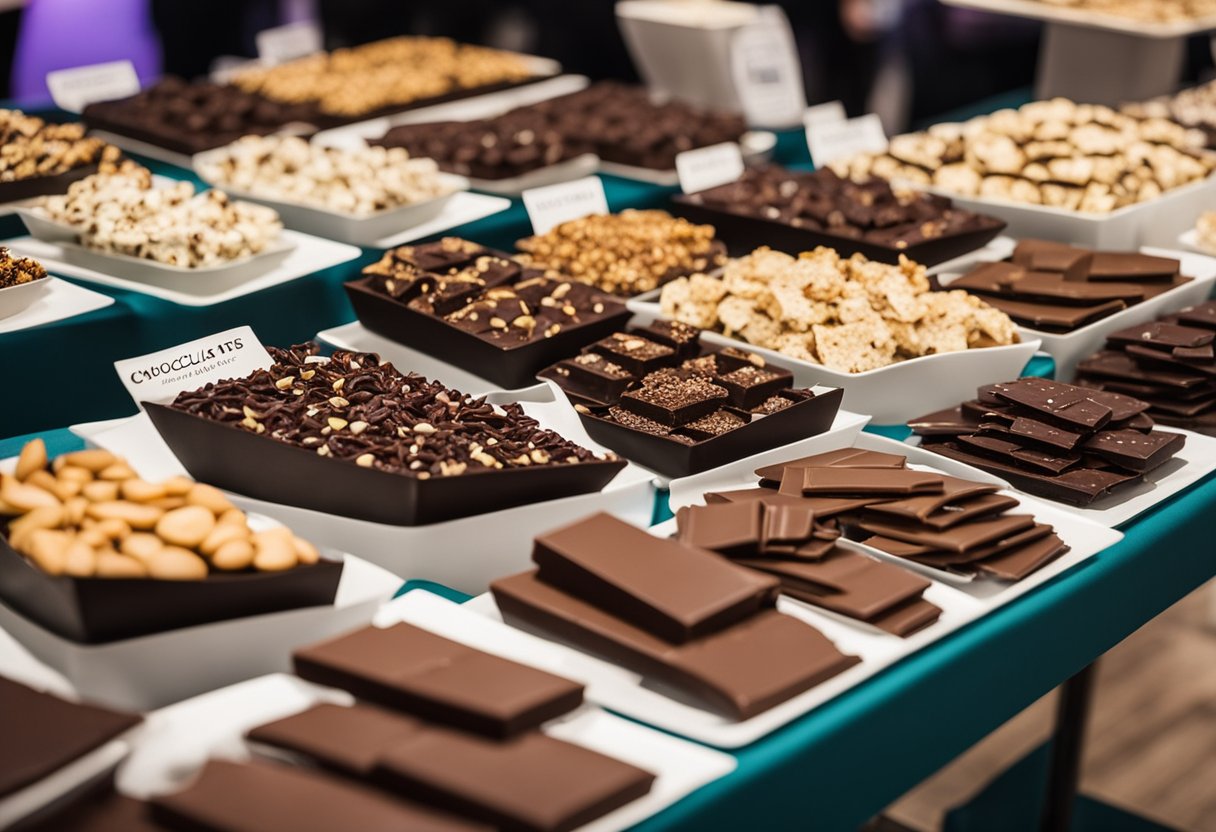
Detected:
[256,21,324,64]
[46,61,140,113]
[807,113,888,168]
[677,142,745,194]
[523,176,609,235]
[730,6,806,128]
[114,325,273,406]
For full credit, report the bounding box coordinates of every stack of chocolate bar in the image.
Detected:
[675,497,941,636]
[491,513,860,720]
[909,378,1186,505]
[703,448,1067,581]
[1075,301,1216,434]
[948,240,1191,332]
[541,322,842,476]
[150,622,658,832]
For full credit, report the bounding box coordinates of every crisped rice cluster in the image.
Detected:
[659,247,1019,373]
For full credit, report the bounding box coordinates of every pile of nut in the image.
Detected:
[197,135,454,216]
[659,246,1019,373]
[1,440,320,580]
[1032,0,1216,22]
[0,246,47,289]
[1124,80,1216,144]
[231,36,535,118]
[832,98,1216,213]
[516,210,725,296]
[37,161,283,267]
[0,109,118,183]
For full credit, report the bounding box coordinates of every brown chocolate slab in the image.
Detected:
[796,467,944,496]
[975,295,1126,331]
[151,759,487,832]
[903,523,1056,567]
[1077,351,1208,389]
[1000,271,1144,303]
[859,475,1001,521]
[984,416,1084,451]
[250,703,655,832]
[21,792,160,832]
[1125,343,1216,377]
[865,596,943,637]
[0,675,140,798]
[675,503,763,556]
[1086,252,1180,281]
[987,379,1113,429]
[293,623,584,738]
[974,533,1068,581]
[926,442,1142,506]
[1082,429,1185,472]
[858,513,1037,555]
[533,513,778,644]
[762,504,817,545]
[739,548,931,621]
[1175,301,1216,329]
[753,448,906,484]
[1173,343,1215,361]
[957,434,1082,475]
[867,492,1019,530]
[491,571,859,720]
[905,406,981,437]
[1011,239,1087,272]
[1107,322,1214,350]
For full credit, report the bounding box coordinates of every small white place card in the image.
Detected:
[114,326,273,406]
[46,61,140,113]
[522,176,609,235]
[676,142,745,194]
[729,6,807,128]
[256,21,324,64]
[803,100,847,132]
[806,113,888,168]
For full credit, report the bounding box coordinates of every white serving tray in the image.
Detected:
[625,299,1042,425]
[70,400,658,595]
[941,0,1216,38]
[316,320,552,401]
[365,191,512,249]
[193,148,471,246]
[390,471,1119,754]
[0,276,52,322]
[916,172,1216,250]
[0,277,114,334]
[937,245,1216,381]
[6,230,360,306]
[905,425,1216,529]
[1178,227,1214,255]
[117,673,735,832]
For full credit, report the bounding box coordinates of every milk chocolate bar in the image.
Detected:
[533,513,778,643]
[949,240,1190,332]
[0,675,140,798]
[492,571,858,720]
[21,792,160,832]
[151,759,487,832]
[249,703,655,832]
[292,623,584,738]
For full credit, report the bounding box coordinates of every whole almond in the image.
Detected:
[186,483,234,515]
[2,477,62,512]
[60,450,119,473]
[25,470,59,496]
[96,518,132,540]
[82,481,120,502]
[96,551,148,579]
[156,506,216,549]
[149,497,188,511]
[163,475,194,496]
[211,539,255,571]
[121,479,168,503]
[292,536,321,565]
[147,546,208,580]
[252,532,297,572]
[63,496,89,526]
[14,439,48,482]
[25,529,71,575]
[52,479,84,501]
[86,500,164,530]
[63,541,97,577]
[98,463,137,482]
[56,466,94,485]
[200,522,248,556]
[121,532,164,562]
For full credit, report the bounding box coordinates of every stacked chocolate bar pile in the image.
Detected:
[949,240,1191,332]
[1075,301,1216,434]
[705,447,1067,581]
[675,497,941,636]
[149,622,658,832]
[492,513,859,720]
[909,378,1186,505]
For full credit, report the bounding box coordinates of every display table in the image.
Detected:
[2,422,1211,832]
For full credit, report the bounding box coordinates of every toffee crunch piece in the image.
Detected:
[293,622,584,738]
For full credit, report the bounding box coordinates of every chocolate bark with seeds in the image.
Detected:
[1082,429,1186,472]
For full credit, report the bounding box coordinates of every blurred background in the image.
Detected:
[3,0,1215,131]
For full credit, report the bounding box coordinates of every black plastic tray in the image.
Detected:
[0,164,100,204]
[575,387,844,478]
[144,402,627,526]
[345,276,633,390]
[670,195,1006,266]
[0,532,343,644]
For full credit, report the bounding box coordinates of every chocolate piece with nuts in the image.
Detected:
[0,247,47,289]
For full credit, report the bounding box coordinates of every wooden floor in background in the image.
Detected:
[881,580,1216,832]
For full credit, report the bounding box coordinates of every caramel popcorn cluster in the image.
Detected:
[231,36,535,118]
[197,135,455,216]
[0,109,118,183]
[37,161,283,267]
[659,247,1019,374]
[0,247,47,289]
[516,210,725,296]
[833,98,1216,214]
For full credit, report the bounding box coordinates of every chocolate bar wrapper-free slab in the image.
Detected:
[150,759,490,832]
[0,164,101,205]
[0,531,342,644]
[670,193,1005,266]
[574,387,844,478]
[532,512,778,644]
[143,403,625,527]
[491,570,859,721]
[345,277,632,390]
[293,622,585,739]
